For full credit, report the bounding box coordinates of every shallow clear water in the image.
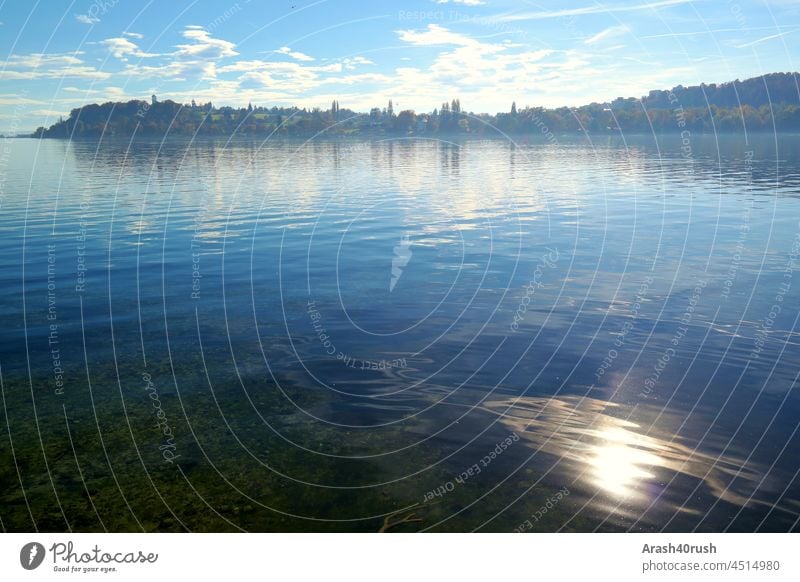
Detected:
[1,134,799,532]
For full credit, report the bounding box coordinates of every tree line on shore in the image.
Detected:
[33,72,800,138]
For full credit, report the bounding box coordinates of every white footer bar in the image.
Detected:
[1,533,796,581]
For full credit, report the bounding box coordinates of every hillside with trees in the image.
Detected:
[33,72,800,139]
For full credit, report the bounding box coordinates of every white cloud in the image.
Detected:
[196,25,557,107]
[57,86,139,104]
[220,59,344,92]
[102,37,159,60]
[218,51,382,94]
[6,53,84,68]
[388,21,696,113]
[0,94,45,105]
[397,24,489,47]
[0,67,111,80]
[123,27,238,80]
[276,46,315,62]
[343,56,375,70]
[176,27,238,59]
[0,52,110,80]
[8,9,736,116]
[75,14,99,25]
[584,25,629,44]
[30,109,69,117]
[387,25,577,111]
[163,80,295,106]
[203,52,386,102]
[172,27,238,78]
[60,85,132,104]
[323,72,391,86]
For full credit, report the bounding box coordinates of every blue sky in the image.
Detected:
[1,0,798,131]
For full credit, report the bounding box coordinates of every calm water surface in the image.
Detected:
[1,134,799,532]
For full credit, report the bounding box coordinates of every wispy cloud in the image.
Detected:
[30,109,70,117]
[491,0,696,23]
[0,94,44,105]
[435,0,485,5]
[640,25,797,39]
[0,52,110,80]
[6,54,84,68]
[276,46,315,62]
[733,28,800,48]
[75,14,99,25]
[584,25,629,44]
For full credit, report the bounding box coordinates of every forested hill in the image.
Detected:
[615,71,799,109]
[34,72,800,138]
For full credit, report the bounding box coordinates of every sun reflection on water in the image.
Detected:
[588,426,659,498]
[481,396,765,509]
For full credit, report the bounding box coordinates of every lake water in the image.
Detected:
[1,134,799,532]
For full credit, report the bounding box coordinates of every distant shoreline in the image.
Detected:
[16,130,800,141]
[27,72,800,140]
